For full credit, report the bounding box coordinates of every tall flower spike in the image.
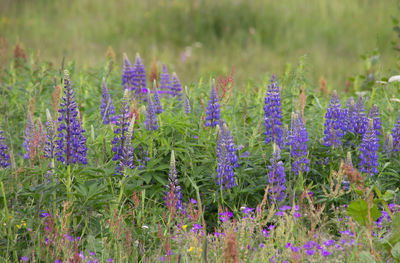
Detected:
[392,113,400,152]
[145,94,158,131]
[152,80,163,114]
[359,119,379,175]
[22,112,34,159]
[112,90,131,174]
[343,97,355,133]
[368,104,381,136]
[122,53,134,91]
[205,79,220,127]
[171,72,182,99]
[352,96,368,135]
[119,116,135,174]
[132,53,147,100]
[184,86,191,114]
[263,75,283,147]
[55,71,88,165]
[384,132,393,156]
[288,112,309,175]
[165,150,184,211]
[216,123,238,190]
[44,109,56,159]
[0,128,11,168]
[268,144,286,202]
[100,78,116,124]
[323,90,346,148]
[159,64,171,97]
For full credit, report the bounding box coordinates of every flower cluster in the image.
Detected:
[159,64,171,97]
[171,72,182,99]
[184,86,191,114]
[44,109,56,159]
[152,80,163,114]
[323,91,346,148]
[288,112,309,175]
[122,53,134,91]
[55,71,88,165]
[100,78,116,124]
[359,119,379,175]
[0,128,10,168]
[264,75,283,147]
[216,123,238,189]
[349,96,368,135]
[165,150,184,211]
[392,114,400,152]
[368,104,381,136]
[145,94,159,131]
[268,145,286,202]
[132,53,147,100]
[205,80,220,127]
[22,112,34,159]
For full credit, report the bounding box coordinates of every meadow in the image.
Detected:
[2,0,400,262]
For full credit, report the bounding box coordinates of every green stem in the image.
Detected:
[67,165,72,202]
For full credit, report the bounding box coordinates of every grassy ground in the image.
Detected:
[0,0,398,88]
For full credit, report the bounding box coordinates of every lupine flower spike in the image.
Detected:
[55,70,88,165]
[132,53,147,100]
[119,116,135,174]
[145,93,158,131]
[359,119,379,176]
[289,112,309,175]
[0,128,11,168]
[343,97,355,133]
[384,132,393,156]
[171,72,182,99]
[100,78,116,124]
[159,64,171,97]
[184,86,191,114]
[392,114,400,152]
[44,109,56,159]
[22,112,34,159]
[152,80,163,114]
[368,104,381,136]
[268,144,286,202]
[112,90,131,174]
[264,75,283,147]
[323,90,346,148]
[216,123,238,190]
[352,96,368,135]
[165,150,184,211]
[122,53,134,91]
[205,79,220,127]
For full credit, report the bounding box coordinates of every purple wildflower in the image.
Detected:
[288,112,309,175]
[359,119,379,175]
[352,96,368,135]
[55,70,88,165]
[219,211,233,222]
[323,91,346,148]
[268,145,286,202]
[159,64,171,97]
[152,80,163,114]
[205,80,220,127]
[165,150,184,211]
[122,53,134,91]
[392,114,400,152]
[171,72,182,99]
[100,78,116,124]
[264,75,283,147]
[21,256,29,262]
[184,86,190,114]
[0,129,10,168]
[216,123,238,189]
[132,53,147,100]
[241,207,254,215]
[144,94,158,131]
[22,112,34,159]
[368,104,381,136]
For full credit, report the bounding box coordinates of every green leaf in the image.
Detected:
[358,251,376,263]
[347,199,381,226]
[391,242,400,260]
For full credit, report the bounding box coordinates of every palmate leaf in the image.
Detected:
[347,199,381,226]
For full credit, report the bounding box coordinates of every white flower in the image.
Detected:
[388,75,400,83]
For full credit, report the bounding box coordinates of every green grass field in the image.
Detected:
[0,0,398,87]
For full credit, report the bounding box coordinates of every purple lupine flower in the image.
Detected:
[112,90,133,174]
[159,64,171,97]
[392,114,400,152]
[343,97,355,133]
[171,72,182,99]
[152,80,163,114]
[100,78,116,124]
[55,70,88,165]
[323,91,346,148]
[288,112,309,175]
[264,75,283,147]
[352,96,368,135]
[205,80,220,127]
[184,86,190,114]
[145,94,158,131]
[216,123,238,189]
[44,109,56,159]
[0,128,10,168]
[122,53,134,91]
[219,211,233,222]
[22,112,34,159]
[268,145,286,202]
[368,104,381,136]
[132,53,147,100]
[359,119,379,175]
[165,150,184,211]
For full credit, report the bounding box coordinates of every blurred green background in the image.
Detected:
[0,0,398,88]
